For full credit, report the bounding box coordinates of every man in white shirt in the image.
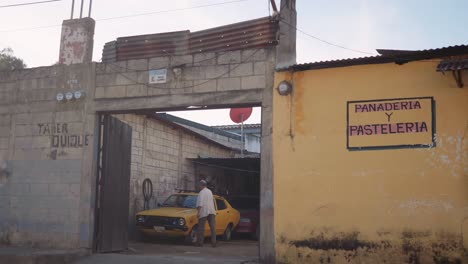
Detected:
[195,180,216,247]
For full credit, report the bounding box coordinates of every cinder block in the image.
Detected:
[241,49,267,62]
[55,111,83,123]
[254,61,266,75]
[105,86,126,98]
[137,71,149,83]
[204,65,229,79]
[126,84,148,97]
[49,183,69,196]
[217,51,241,64]
[0,138,10,149]
[171,55,193,66]
[96,73,117,87]
[0,114,11,126]
[95,87,106,98]
[15,113,32,124]
[32,136,51,148]
[0,82,17,92]
[127,59,148,71]
[56,147,84,160]
[58,172,82,184]
[149,56,170,69]
[148,88,170,96]
[241,75,266,89]
[193,53,216,66]
[0,127,9,137]
[38,78,58,90]
[8,183,30,194]
[14,136,33,149]
[115,72,137,86]
[30,183,49,196]
[19,78,38,91]
[217,77,241,91]
[15,124,33,137]
[183,67,206,80]
[105,61,127,73]
[32,112,53,124]
[229,63,253,77]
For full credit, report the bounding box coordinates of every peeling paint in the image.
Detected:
[277,229,463,264]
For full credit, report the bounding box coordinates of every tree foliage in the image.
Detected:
[0,48,26,71]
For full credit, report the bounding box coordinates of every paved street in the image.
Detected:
[74,238,258,264]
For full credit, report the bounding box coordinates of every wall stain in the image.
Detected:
[290,231,377,251]
[279,229,463,264]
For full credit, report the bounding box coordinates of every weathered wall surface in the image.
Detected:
[113,114,234,238]
[273,62,468,263]
[0,64,96,248]
[93,48,272,112]
[59,18,95,65]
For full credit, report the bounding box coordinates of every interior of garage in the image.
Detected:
[95,108,261,258]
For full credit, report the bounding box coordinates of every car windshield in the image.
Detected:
[228,197,259,210]
[161,195,197,208]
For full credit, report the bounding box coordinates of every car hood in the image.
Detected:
[137,207,197,218]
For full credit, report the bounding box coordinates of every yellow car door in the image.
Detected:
[215,198,230,235]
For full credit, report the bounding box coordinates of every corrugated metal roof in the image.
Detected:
[279,45,468,72]
[212,124,261,130]
[102,17,278,62]
[436,59,468,71]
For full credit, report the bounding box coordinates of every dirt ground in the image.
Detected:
[75,236,259,264]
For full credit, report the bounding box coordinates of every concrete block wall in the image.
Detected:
[94,49,271,99]
[113,114,234,238]
[0,64,96,248]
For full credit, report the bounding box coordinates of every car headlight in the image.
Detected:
[178,218,185,226]
[137,215,146,223]
[240,218,251,223]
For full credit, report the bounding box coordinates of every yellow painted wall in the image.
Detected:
[273,61,468,263]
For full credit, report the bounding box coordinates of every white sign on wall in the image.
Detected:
[149,69,167,84]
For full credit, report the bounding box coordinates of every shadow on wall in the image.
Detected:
[277,228,463,264]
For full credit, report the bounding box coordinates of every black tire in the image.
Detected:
[185,225,198,244]
[223,224,232,241]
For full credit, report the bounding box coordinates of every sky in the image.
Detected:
[1,0,467,125]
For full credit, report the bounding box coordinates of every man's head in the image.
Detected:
[199,180,207,190]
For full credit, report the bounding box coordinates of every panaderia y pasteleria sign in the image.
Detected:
[347,97,435,150]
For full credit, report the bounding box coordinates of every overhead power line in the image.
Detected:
[0,0,61,8]
[0,0,251,33]
[279,18,377,56]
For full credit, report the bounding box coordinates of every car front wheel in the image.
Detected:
[223,224,232,241]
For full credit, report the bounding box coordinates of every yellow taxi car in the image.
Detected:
[136,191,240,243]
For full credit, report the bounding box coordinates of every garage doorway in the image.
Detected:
[93,107,261,261]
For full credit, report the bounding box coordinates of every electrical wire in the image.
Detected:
[106,49,262,91]
[279,18,377,56]
[106,50,231,72]
[0,0,252,32]
[192,160,260,174]
[0,0,61,8]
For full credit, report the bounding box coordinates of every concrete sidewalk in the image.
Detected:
[0,246,89,264]
[73,254,258,264]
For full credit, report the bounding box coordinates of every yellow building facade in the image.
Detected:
[273,49,468,263]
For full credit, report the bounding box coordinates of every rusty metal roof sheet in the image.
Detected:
[436,59,468,71]
[279,45,468,72]
[102,17,278,62]
[212,124,261,130]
